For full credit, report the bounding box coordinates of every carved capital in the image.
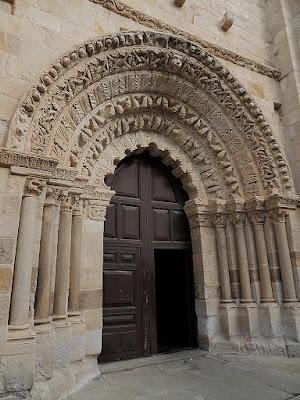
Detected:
[44,185,62,206]
[24,178,45,197]
[229,212,246,226]
[184,201,210,228]
[60,191,73,211]
[269,209,289,224]
[248,210,265,225]
[71,195,85,216]
[211,213,227,228]
[86,204,107,221]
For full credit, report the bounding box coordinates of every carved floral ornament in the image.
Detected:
[4,31,295,204]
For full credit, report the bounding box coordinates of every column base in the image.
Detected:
[8,324,36,341]
[52,314,68,321]
[68,311,81,317]
[34,316,52,325]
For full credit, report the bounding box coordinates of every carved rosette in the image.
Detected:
[24,178,45,197]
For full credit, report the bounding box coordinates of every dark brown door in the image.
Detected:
[99,152,196,362]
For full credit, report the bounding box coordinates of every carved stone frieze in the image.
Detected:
[0,149,58,172]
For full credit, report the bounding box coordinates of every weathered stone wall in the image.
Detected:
[0,1,299,400]
[0,0,285,151]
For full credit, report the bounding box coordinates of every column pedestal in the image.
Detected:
[34,322,55,381]
[238,303,260,339]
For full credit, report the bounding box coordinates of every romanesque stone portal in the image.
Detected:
[0,29,300,400]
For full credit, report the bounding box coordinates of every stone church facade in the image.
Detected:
[0,0,300,399]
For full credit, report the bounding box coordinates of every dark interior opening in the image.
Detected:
[154,249,198,353]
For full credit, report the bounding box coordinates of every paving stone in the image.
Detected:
[67,351,300,400]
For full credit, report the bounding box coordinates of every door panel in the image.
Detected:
[121,205,140,240]
[101,246,141,362]
[101,153,194,363]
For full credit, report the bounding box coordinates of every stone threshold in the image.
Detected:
[99,348,208,375]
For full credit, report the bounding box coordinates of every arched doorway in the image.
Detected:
[100,152,198,362]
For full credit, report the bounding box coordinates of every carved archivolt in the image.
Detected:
[89,131,208,203]
[5,31,294,200]
[90,0,280,80]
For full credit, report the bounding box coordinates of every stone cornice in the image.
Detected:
[89,0,281,80]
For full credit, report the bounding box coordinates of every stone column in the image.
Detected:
[226,222,241,301]
[248,210,275,303]
[53,191,73,319]
[269,209,297,303]
[230,212,253,303]
[211,213,233,303]
[244,220,261,303]
[264,217,283,304]
[34,186,61,324]
[184,200,221,349]
[68,195,84,317]
[9,178,45,327]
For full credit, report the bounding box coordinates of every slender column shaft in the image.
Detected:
[245,221,261,303]
[35,187,60,323]
[10,179,44,326]
[68,200,84,316]
[232,214,253,303]
[226,222,240,301]
[53,194,73,319]
[271,210,297,302]
[212,214,232,302]
[248,210,274,303]
[253,223,274,302]
[264,217,283,303]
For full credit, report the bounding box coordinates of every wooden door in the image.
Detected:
[100,153,193,362]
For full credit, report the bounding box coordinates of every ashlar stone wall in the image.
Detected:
[0,1,299,400]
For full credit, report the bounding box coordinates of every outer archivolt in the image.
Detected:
[6,31,294,199]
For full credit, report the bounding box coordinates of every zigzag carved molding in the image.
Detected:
[89,0,281,81]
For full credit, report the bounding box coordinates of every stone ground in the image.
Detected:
[67,349,300,400]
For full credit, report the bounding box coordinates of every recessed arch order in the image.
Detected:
[6,30,295,202]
